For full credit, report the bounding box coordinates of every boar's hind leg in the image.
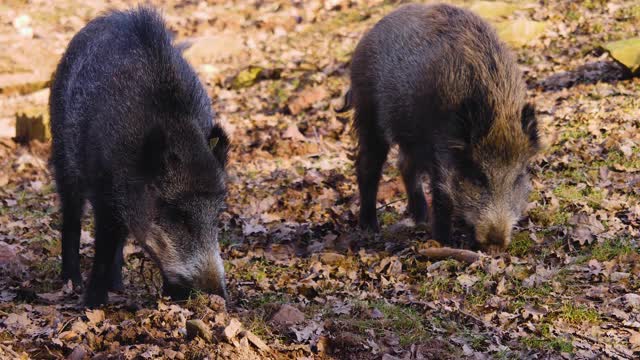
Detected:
[355,109,389,232]
[60,182,85,287]
[85,196,128,307]
[398,148,428,225]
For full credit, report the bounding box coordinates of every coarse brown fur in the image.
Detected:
[343,3,540,250]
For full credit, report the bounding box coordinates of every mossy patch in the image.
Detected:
[559,304,600,325]
[509,231,534,257]
[590,237,636,261]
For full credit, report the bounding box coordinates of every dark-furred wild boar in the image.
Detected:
[339,3,540,251]
[50,6,230,306]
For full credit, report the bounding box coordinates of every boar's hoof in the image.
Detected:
[84,289,108,308]
[62,270,83,288]
[359,220,380,233]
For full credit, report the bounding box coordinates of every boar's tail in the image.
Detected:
[334,89,353,113]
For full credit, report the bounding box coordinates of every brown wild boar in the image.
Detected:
[338,3,540,252]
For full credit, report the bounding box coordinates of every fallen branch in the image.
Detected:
[418,246,482,264]
[0,343,20,358]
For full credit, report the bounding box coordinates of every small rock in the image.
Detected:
[270,304,304,325]
[186,319,212,342]
[223,318,242,340]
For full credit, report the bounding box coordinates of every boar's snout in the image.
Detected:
[163,262,227,301]
[161,243,227,301]
[193,258,228,300]
[474,208,516,252]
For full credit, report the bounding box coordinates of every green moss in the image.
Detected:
[590,238,636,261]
[528,190,543,202]
[551,129,590,152]
[233,258,286,283]
[509,231,534,257]
[353,301,430,346]
[379,211,401,226]
[559,304,600,325]
[34,257,60,277]
[553,184,605,209]
[522,334,573,353]
[528,206,570,227]
[604,149,640,170]
[420,276,455,299]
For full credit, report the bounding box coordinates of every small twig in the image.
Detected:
[0,343,20,357]
[57,317,74,335]
[418,246,482,264]
[376,197,408,211]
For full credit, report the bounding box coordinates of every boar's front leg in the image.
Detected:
[109,241,125,291]
[85,193,128,307]
[430,168,454,245]
[398,148,428,225]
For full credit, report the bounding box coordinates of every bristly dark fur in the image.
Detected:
[50,6,229,306]
[348,3,540,250]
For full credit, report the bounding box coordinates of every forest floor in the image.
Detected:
[1,0,639,359]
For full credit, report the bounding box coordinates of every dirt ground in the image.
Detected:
[1,0,639,359]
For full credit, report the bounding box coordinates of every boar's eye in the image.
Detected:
[171,208,191,229]
[159,201,192,233]
[456,154,488,187]
[464,166,488,187]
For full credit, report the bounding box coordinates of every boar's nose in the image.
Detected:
[194,264,228,301]
[484,224,511,253]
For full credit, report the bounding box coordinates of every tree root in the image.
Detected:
[418,246,482,264]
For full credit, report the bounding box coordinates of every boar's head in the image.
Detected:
[134,123,230,300]
[441,102,540,252]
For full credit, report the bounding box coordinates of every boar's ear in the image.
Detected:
[140,126,168,179]
[208,125,229,167]
[521,103,540,150]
